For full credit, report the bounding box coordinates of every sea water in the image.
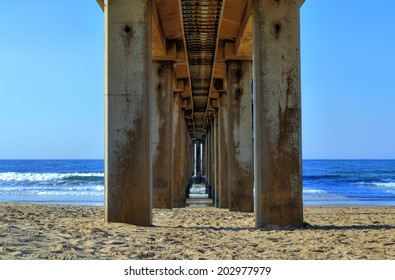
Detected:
[0,160,103,206]
[303,160,395,206]
[0,159,395,206]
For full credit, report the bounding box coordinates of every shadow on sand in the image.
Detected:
[157,222,395,232]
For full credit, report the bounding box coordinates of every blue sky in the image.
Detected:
[1,0,395,159]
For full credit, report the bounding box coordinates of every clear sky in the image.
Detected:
[1,0,395,159]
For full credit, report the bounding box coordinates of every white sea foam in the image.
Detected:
[303,189,327,194]
[371,182,395,194]
[0,185,104,196]
[371,182,395,188]
[189,184,206,194]
[94,185,104,191]
[357,182,395,194]
[0,172,104,182]
[36,190,103,196]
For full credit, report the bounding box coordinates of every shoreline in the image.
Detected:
[0,202,394,260]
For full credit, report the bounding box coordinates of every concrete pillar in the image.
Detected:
[214,110,220,207]
[218,91,229,208]
[196,142,201,179]
[253,0,303,227]
[172,92,182,208]
[152,61,173,209]
[226,60,254,212]
[104,0,152,226]
[209,118,215,201]
[202,142,206,179]
[190,141,194,178]
[206,124,212,197]
[187,140,193,197]
[179,109,187,207]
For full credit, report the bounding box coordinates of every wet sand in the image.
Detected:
[0,203,394,260]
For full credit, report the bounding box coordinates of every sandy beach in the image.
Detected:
[0,203,394,260]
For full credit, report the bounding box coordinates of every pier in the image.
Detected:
[97,0,304,227]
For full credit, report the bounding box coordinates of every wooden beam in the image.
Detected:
[223,42,252,60]
[235,0,252,54]
[97,0,104,11]
[152,0,167,56]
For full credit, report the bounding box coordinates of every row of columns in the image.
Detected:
[152,61,194,210]
[104,0,303,227]
[203,61,254,212]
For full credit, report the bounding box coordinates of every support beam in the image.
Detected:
[253,0,303,227]
[235,0,252,54]
[152,61,173,209]
[226,60,254,212]
[104,0,152,226]
[152,0,167,56]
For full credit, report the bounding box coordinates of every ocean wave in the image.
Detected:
[357,182,395,187]
[189,184,206,194]
[35,191,103,196]
[371,182,395,188]
[0,172,104,182]
[0,185,104,196]
[303,175,344,180]
[357,182,395,194]
[303,189,327,194]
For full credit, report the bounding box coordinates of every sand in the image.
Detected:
[0,203,394,260]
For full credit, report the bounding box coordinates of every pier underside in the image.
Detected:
[98,0,304,227]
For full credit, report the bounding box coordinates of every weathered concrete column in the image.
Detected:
[226,60,254,212]
[218,91,229,208]
[209,117,215,201]
[179,109,188,207]
[187,140,193,197]
[104,0,152,225]
[206,126,212,196]
[214,110,220,207]
[190,141,194,178]
[202,142,206,178]
[196,142,201,178]
[172,92,182,208]
[206,121,213,198]
[253,0,303,227]
[152,61,173,209]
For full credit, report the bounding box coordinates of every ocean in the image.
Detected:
[0,160,104,206]
[0,160,395,206]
